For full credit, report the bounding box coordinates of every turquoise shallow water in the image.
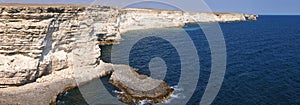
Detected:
[57,16,300,105]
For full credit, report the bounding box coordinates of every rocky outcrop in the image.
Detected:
[0,4,258,105]
[245,14,258,20]
[0,61,174,104]
[101,65,174,104]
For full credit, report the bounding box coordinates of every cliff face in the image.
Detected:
[0,4,121,104]
[119,8,249,33]
[0,4,257,104]
[0,5,121,86]
[0,5,80,86]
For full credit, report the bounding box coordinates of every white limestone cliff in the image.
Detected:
[0,4,258,104]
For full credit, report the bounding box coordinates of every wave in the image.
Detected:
[170,85,184,92]
[138,100,153,105]
[136,86,186,105]
[163,86,186,104]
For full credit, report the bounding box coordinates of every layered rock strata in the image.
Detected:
[118,8,250,33]
[0,4,258,104]
[0,4,122,86]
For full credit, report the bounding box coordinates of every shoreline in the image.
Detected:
[0,4,257,104]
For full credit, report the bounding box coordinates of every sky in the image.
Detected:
[0,0,299,15]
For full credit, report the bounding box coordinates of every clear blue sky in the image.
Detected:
[1,0,299,15]
[205,0,300,15]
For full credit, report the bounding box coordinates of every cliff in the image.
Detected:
[0,4,257,104]
[0,4,118,86]
[118,8,250,33]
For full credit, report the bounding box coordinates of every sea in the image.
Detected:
[57,16,300,105]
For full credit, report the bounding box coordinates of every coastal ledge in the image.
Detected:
[0,4,257,105]
[0,61,173,104]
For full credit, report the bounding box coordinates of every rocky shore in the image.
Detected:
[0,4,257,104]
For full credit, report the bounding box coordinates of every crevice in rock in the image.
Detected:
[39,16,59,61]
[34,13,63,84]
[99,45,112,63]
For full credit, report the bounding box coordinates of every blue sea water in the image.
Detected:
[57,16,300,105]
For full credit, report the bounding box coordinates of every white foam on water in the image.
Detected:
[63,91,69,96]
[171,85,184,92]
[138,100,152,105]
[112,90,124,94]
[163,86,186,104]
[114,86,186,105]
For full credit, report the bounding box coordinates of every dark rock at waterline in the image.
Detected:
[100,65,174,104]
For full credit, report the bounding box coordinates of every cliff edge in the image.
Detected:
[0,4,258,105]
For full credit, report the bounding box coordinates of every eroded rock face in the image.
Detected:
[0,4,121,86]
[0,54,39,85]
